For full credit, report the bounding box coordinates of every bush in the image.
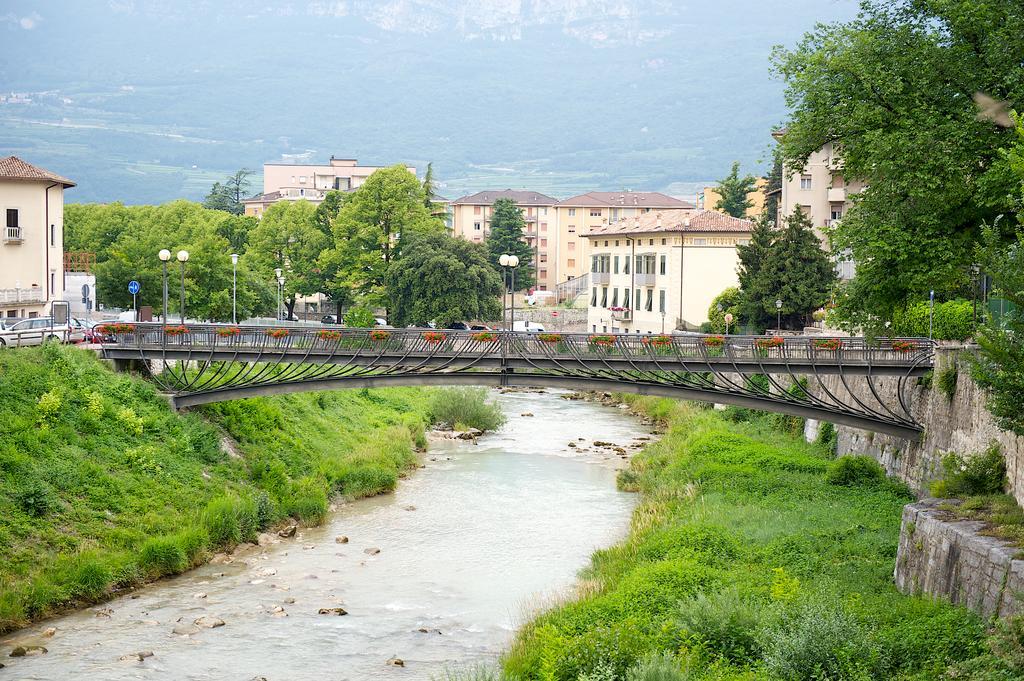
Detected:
[930,446,1006,498]
[15,479,57,517]
[759,603,878,680]
[203,496,242,547]
[625,652,692,681]
[428,387,505,432]
[344,306,376,328]
[67,555,112,600]
[891,299,975,340]
[825,455,886,486]
[816,421,837,452]
[282,477,328,525]
[676,589,761,662]
[938,362,959,400]
[138,536,188,577]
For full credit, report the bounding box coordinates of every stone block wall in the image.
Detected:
[895,500,1024,618]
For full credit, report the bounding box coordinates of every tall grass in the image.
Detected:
[428,387,506,432]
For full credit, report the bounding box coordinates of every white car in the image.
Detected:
[0,318,71,347]
[513,320,547,333]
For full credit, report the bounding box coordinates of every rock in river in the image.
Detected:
[364,547,381,555]
[9,646,47,657]
[386,657,405,667]
[193,616,225,629]
[172,624,201,636]
[335,535,349,544]
[119,651,154,662]
[318,607,348,616]
[278,525,298,538]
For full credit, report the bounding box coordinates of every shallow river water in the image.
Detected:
[2,390,651,680]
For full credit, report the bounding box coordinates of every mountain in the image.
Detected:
[0,0,858,203]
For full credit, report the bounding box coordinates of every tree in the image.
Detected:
[386,233,503,328]
[485,198,535,291]
[706,287,742,333]
[760,209,836,329]
[245,200,328,319]
[772,1,1024,323]
[329,165,444,307]
[203,169,254,215]
[313,190,345,238]
[216,214,257,254]
[735,212,777,330]
[714,161,758,218]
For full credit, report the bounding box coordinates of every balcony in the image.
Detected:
[592,271,610,285]
[0,287,45,306]
[634,272,656,287]
[610,308,632,321]
[4,226,23,243]
[827,187,847,203]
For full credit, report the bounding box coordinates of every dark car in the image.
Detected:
[321,315,339,325]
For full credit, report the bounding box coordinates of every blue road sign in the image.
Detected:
[128,280,141,295]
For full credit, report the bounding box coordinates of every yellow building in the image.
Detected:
[0,156,75,319]
[450,190,560,290]
[585,209,753,334]
[698,177,768,219]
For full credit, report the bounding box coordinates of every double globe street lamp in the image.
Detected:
[499,253,520,330]
[158,248,189,323]
[274,268,285,321]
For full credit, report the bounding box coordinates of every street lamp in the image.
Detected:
[499,254,520,330]
[724,312,734,336]
[230,254,239,324]
[177,250,189,324]
[775,299,783,331]
[274,268,283,321]
[158,249,171,322]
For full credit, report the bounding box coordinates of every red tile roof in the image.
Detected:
[557,191,694,208]
[587,209,753,237]
[451,189,559,206]
[0,156,75,187]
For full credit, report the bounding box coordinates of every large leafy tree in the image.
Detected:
[735,212,777,330]
[485,198,535,291]
[772,0,1024,326]
[245,200,328,319]
[386,233,503,327]
[714,161,758,218]
[202,169,254,215]
[329,165,444,307]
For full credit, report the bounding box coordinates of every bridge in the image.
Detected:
[99,324,935,440]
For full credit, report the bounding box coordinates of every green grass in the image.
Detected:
[500,395,1021,680]
[0,345,433,633]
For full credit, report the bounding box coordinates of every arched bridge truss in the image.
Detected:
[99,325,935,440]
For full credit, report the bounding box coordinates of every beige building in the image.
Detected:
[585,209,753,334]
[553,192,694,292]
[450,190,560,290]
[243,157,416,217]
[0,156,74,319]
[698,177,768,219]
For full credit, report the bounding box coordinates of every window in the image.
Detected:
[659,290,666,313]
[635,289,641,308]
[51,272,56,293]
[623,288,630,308]
[540,253,548,263]
[693,238,707,246]
[604,241,609,247]
[568,258,576,268]
[591,288,598,306]
[800,175,812,190]
[645,289,654,312]
[568,208,576,216]
[474,206,481,215]
[611,289,618,307]
[568,241,576,251]
[568,224,576,233]
[542,208,548,216]
[299,175,307,184]
[50,224,55,246]
[540,238,547,247]
[614,240,619,247]
[661,238,667,245]
[590,208,602,217]
[830,209,843,221]
[540,222,547,232]
[540,269,547,279]
[613,256,619,274]
[6,208,19,236]
[649,239,654,246]
[474,222,481,231]
[624,257,630,274]
[601,287,608,307]
[659,255,667,275]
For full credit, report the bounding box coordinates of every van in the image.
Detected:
[512,320,546,333]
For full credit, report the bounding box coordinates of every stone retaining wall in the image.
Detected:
[512,307,587,332]
[895,499,1024,618]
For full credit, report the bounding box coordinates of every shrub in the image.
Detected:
[891,299,975,340]
[625,651,692,681]
[68,555,112,600]
[115,406,144,436]
[282,477,328,525]
[344,306,376,328]
[825,455,886,486]
[930,446,1006,498]
[36,390,62,424]
[676,589,761,662]
[203,496,242,547]
[816,421,837,452]
[174,526,209,565]
[138,536,188,577]
[938,362,959,400]
[428,387,505,432]
[759,603,877,681]
[15,479,57,517]
[236,496,260,543]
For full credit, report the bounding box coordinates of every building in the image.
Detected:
[450,189,560,290]
[773,133,866,279]
[585,209,753,334]
[553,192,695,291]
[0,156,75,319]
[243,157,416,217]
[698,177,768,219]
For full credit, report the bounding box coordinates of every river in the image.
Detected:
[1,390,651,680]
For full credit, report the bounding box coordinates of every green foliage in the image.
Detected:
[759,603,877,681]
[36,390,62,424]
[138,536,188,577]
[824,455,886,487]
[705,287,742,334]
[202,169,254,215]
[14,480,57,517]
[387,232,503,327]
[891,299,976,340]
[677,589,761,662]
[282,477,329,525]
[203,496,243,547]
[736,212,776,331]
[625,652,692,681]
[938,362,959,400]
[428,387,506,432]
[343,306,377,328]
[773,0,1024,322]
[486,198,536,291]
[713,161,757,218]
[930,446,1006,498]
[815,422,837,452]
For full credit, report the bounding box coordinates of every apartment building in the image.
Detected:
[585,209,753,334]
[243,157,416,217]
[553,192,694,293]
[0,156,75,319]
[698,177,768,219]
[773,133,866,279]
[450,189,560,290]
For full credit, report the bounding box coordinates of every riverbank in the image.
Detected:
[501,398,1023,680]
[0,345,435,634]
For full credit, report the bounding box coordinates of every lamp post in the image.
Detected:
[499,254,520,330]
[158,249,171,322]
[274,268,283,321]
[775,299,783,331]
[230,253,239,324]
[176,250,189,324]
[724,312,734,336]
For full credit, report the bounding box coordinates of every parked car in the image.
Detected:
[445,321,471,330]
[512,320,546,333]
[0,317,71,347]
[321,314,339,325]
[374,317,390,328]
[470,324,493,331]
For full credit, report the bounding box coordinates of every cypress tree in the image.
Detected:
[485,198,535,291]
